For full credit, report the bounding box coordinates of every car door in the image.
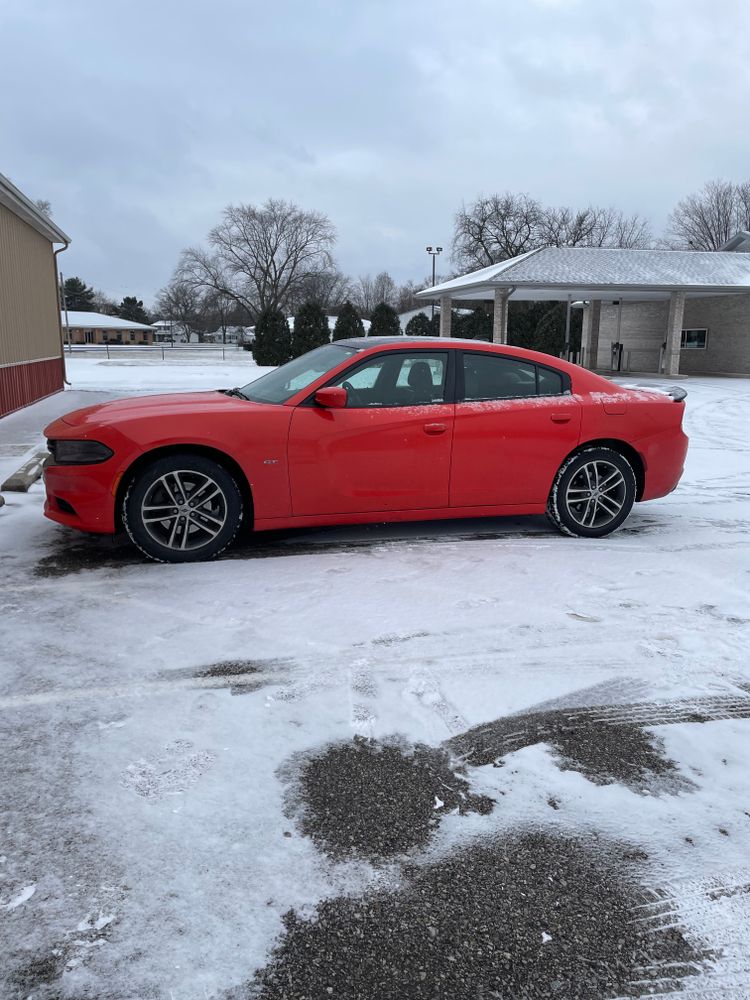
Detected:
[450,350,581,507]
[288,350,455,516]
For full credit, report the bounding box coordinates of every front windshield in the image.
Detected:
[241,344,358,404]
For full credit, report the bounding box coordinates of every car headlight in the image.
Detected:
[47,439,114,465]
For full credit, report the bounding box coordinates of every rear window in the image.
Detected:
[462,352,567,401]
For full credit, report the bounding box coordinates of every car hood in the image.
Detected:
[55,391,259,430]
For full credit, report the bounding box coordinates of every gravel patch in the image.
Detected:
[239,832,703,1000]
[449,707,687,791]
[292,736,494,861]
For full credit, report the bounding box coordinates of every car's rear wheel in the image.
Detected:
[123,453,243,562]
[548,447,636,538]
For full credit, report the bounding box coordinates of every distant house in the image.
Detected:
[0,173,70,417]
[202,326,253,345]
[62,311,156,345]
[152,319,192,343]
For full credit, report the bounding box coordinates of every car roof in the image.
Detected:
[336,336,484,348]
[333,336,607,389]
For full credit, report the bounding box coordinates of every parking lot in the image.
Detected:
[2,358,750,998]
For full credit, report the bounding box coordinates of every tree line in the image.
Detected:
[60,277,152,325]
[62,176,750,356]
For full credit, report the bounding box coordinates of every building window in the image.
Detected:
[681,329,708,350]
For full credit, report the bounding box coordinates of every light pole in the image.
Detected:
[426,246,443,322]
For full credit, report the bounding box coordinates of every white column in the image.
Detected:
[663,291,685,376]
[492,289,510,344]
[581,299,601,369]
[439,296,452,337]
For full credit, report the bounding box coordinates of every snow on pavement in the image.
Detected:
[1,360,750,998]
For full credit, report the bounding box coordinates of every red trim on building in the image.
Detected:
[0,357,64,418]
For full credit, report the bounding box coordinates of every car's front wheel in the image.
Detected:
[123,453,243,562]
[548,447,636,538]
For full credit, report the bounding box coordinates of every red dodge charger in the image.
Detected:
[43,338,688,562]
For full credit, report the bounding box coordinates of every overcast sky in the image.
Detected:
[2,0,749,305]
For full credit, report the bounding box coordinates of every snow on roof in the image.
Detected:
[0,172,70,244]
[417,245,750,301]
[61,311,155,331]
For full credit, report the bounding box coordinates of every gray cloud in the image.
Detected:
[2,0,749,302]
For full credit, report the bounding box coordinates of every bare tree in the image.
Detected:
[34,198,52,217]
[201,289,235,343]
[395,280,422,313]
[541,206,651,249]
[351,271,398,316]
[91,289,119,315]
[452,193,543,268]
[154,280,203,341]
[351,274,376,316]
[452,192,652,269]
[177,199,336,318]
[372,271,398,308]
[288,268,351,313]
[736,182,750,233]
[666,179,750,250]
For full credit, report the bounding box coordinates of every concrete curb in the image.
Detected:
[1,450,49,493]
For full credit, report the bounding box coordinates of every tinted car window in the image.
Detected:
[333,353,447,407]
[462,354,537,400]
[462,353,567,400]
[537,365,564,396]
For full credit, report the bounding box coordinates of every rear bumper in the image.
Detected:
[43,464,117,534]
[639,428,689,501]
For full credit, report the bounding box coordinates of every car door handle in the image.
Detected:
[550,413,572,424]
[423,422,447,435]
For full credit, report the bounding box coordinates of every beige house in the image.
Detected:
[417,238,750,376]
[62,311,156,345]
[0,173,70,417]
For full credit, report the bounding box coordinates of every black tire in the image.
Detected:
[123,453,244,563]
[547,447,636,538]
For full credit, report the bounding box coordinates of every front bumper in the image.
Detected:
[43,463,118,534]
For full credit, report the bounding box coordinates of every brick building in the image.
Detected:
[417,237,750,376]
[62,311,156,345]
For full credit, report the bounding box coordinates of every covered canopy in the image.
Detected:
[415,246,750,303]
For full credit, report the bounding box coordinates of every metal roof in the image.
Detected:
[0,172,70,244]
[416,245,750,303]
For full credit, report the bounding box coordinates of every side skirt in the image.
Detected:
[253,503,548,533]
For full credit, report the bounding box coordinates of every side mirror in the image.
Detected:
[314,386,348,409]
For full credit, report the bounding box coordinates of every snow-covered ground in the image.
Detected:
[1,358,750,999]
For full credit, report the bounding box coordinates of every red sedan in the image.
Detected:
[43,338,688,562]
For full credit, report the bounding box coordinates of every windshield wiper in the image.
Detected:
[219,387,249,400]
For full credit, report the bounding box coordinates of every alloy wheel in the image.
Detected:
[140,469,228,552]
[564,460,627,530]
